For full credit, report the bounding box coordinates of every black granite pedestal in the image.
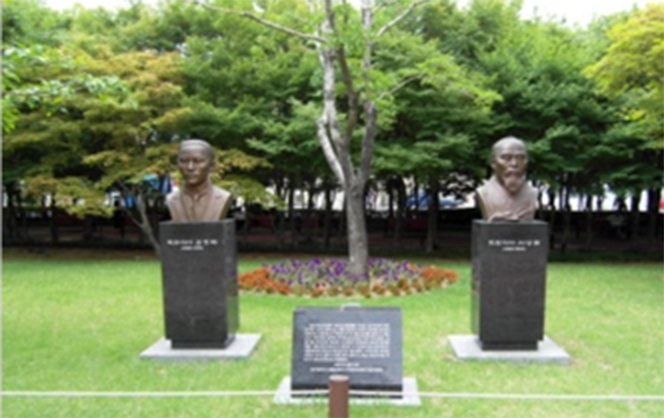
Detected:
[290,306,403,394]
[471,220,548,350]
[159,220,239,349]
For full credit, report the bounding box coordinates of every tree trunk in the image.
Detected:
[18,187,28,240]
[83,215,95,241]
[4,183,20,241]
[49,199,59,243]
[120,187,161,258]
[387,178,395,219]
[314,0,415,279]
[561,187,571,254]
[242,206,250,245]
[323,184,332,249]
[547,188,557,250]
[412,178,419,213]
[647,188,660,242]
[425,177,439,254]
[346,181,369,279]
[393,177,405,248]
[383,179,393,238]
[338,193,346,239]
[190,0,427,280]
[584,193,594,249]
[274,177,285,249]
[307,182,317,243]
[629,193,640,241]
[135,195,161,258]
[287,181,296,246]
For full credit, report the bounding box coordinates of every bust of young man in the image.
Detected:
[475,136,538,222]
[166,139,232,222]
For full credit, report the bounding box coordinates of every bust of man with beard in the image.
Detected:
[475,137,538,222]
[166,139,232,222]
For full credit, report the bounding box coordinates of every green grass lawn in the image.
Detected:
[2,249,663,417]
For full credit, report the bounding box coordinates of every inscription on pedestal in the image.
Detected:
[304,323,390,373]
[291,307,402,393]
[487,238,543,252]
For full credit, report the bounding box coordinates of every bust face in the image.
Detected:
[491,139,528,195]
[177,144,214,191]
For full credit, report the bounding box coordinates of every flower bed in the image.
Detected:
[239,258,457,297]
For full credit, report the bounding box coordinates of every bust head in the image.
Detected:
[167,139,232,222]
[475,136,537,222]
[490,136,528,195]
[177,139,215,193]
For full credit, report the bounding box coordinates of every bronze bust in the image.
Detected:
[166,139,231,222]
[475,137,538,222]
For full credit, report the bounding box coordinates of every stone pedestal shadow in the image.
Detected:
[140,219,260,360]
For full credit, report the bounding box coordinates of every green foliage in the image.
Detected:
[2,45,131,135]
[4,47,181,220]
[1,0,136,137]
[585,3,664,150]
[4,0,662,228]
[1,0,68,46]
[468,11,624,198]
[25,175,111,217]
[373,1,501,188]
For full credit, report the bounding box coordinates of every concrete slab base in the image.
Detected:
[448,335,571,364]
[273,376,421,406]
[139,334,261,361]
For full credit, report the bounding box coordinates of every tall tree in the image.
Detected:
[375,0,501,252]
[585,3,663,149]
[585,3,664,240]
[2,1,135,241]
[180,0,442,277]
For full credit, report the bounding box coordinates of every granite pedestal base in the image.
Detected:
[139,334,261,361]
[160,220,239,349]
[448,335,570,364]
[274,376,421,406]
[472,220,549,350]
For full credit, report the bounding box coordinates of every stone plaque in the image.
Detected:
[160,219,239,348]
[291,306,402,393]
[471,220,548,350]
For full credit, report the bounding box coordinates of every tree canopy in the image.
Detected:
[3,0,662,254]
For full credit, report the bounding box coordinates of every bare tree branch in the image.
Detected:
[316,14,347,187]
[337,47,360,140]
[316,116,345,185]
[357,0,376,187]
[186,0,326,43]
[378,75,421,100]
[359,101,376,186]
[376,0,429,38]
[321,0,360,140]
[118,183,161,258]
